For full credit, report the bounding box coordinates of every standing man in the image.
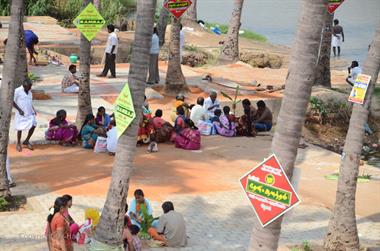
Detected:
[25,30,39,65]
[13,79,37,152]
[332,19,344,57]
[180,24,185,63]
[203,91,221,117]
[147,27,160,85]
[98,24,118,78]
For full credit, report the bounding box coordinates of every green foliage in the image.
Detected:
[27,0,55,16]
[204,22,267,42]
[27,72,39,82]
[221,85,242,114]
[374,87,380,97]
[0,197,9,211]
[302,241,311,251]
[100,0,136,25]
[309,96,351,126]
[139,203,158,236]
[310,96,327,117]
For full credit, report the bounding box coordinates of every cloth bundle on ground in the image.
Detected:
[94,136,107,153]
[197,120,216,136]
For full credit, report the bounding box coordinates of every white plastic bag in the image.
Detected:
[94,136,107,153]
[197,120,215,136]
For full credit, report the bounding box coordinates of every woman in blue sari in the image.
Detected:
[80,114,106,149]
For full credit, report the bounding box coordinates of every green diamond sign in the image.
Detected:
[73,3,105,41]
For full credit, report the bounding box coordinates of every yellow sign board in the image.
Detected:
[115,83,136,138]
[73,3,105,41]
[348,74,371,105]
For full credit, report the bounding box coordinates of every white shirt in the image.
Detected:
[14,86,34,116]
[106,127,118,153]
[203,97,221,117]
[190,104,208,125]
[350,66,362,81]
[150,34,160,54]
[105,32,118,54]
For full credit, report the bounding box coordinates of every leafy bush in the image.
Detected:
[308,96,351,126]
[0,197,9,211]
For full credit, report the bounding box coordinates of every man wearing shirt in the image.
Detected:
[190,97,208,125]
[147,27,160,85]
[203,91,221,117]
[346,61,362,86]
[98,24,118,78]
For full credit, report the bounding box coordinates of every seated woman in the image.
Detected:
[170,94,190,122]
[127,189,153,228]
[213,106,236,137]
[96,106,111,129]
[237,99,257,137]
[152,109,174,143]
[175,119,201,151]
[80,114,106,149]
[46,110,78,146]
[137,97,155,144]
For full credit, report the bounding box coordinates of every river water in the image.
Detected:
[198,0,380,63]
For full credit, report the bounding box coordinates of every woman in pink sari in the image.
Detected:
[46,110,78,146]
[214,106,236,137]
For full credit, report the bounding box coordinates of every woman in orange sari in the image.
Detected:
[47,197,73,251]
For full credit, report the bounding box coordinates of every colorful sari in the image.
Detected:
[137,112,154,144]
[81,124,98,149]
[175,128,201,150]
[152,117,174,143]
[46,118,78,144]
[214,114,236,137]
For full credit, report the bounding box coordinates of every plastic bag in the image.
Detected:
[84,208,100,226]
[94,136,107,153]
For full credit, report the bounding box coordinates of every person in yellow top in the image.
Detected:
[170,94,190,122]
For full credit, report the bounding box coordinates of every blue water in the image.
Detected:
[198,0,380,63]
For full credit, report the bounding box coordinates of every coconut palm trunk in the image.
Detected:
[93,0,100,10]
[324,23,380,251]
[76,0,93,127]
[314,11,334,87]
[93,0,156,247]
[164,17,188,95]
[0,0,25,198]
[14,26,27,88]
[182,0,197,26]
[157,6,169,46]
[248,0,327,250]
[218,0,244,63]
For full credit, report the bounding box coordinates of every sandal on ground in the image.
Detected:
[22,142,34,150]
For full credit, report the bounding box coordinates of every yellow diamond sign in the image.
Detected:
[73,3,105,41]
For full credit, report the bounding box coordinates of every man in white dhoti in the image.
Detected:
[332,19,344,57]
[13,79,37,152]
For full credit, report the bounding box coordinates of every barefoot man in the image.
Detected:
[332,19,344,57]
[13,79,37,152]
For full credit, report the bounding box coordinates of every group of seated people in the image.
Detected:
[138,91,273,152]
[123,189,187,250]
[46,106,118,155]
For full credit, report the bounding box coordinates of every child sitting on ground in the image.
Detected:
[209,109,221,123]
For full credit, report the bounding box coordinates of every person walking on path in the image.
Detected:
[332,19,344,57]
[98,25,118,78]
[13,79,37,152]
[147,27,160,85]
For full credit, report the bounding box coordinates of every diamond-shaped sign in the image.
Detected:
[163,0,193,19]
[115,83,136,138]
[327,0,344,14]
[73,3,105,41]
[240,154,301,227]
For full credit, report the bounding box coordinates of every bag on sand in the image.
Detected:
[94,136,107,153]
[197,120,216,136]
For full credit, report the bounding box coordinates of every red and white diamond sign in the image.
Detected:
[163,0,193,19]
[240,154,301,227]
[327,0,344,14]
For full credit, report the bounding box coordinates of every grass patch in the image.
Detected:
[0,195,27,212]
[204,22,267,42]
[325,173,372,183]
[374,87,380,97]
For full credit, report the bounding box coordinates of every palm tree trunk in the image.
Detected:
[14,25,27,88]
[93,0,157,247]
[182,0,197,26]
[218,0,244,64]
[324,22,380,251]
[248,0,328,250]
[76,0,93,127]
[157,6,169,46]
[0,0,25,198]
[314,11,334,88]
[93,0,100,10]
[164,17,188,95]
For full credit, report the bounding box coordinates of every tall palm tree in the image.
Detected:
[314,11,334,88]
[182,0,197,26]
[164,17,188,95]
[93,0,100,10]
[218,0,244,64]
[0,0,25,198]
[324,22,380,251]
[14,27,27,88]
[76,0,94,127]
[248,0,328,250]
[93,0,157,246]
[157,5,169,46]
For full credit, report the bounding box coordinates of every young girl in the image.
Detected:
[214,106,236,137]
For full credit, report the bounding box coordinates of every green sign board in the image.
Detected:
[73,3,105,41]
[246,179,291,206]
[115,83,136,138]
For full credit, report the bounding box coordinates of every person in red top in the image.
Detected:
[152,109,174,143]
[47,197,73,251]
